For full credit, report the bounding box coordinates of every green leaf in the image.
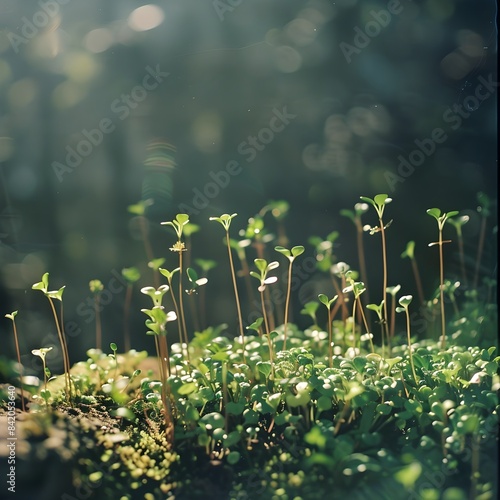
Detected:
[267,261,280,271]
[401,240,415,259]
[274,246,291,257]
[340,209,355,222]
[176,213,189,226]
[178,382,197,395]
[359,196,375,207]
[291,245,305,257]
[186,267,199,283]
[427,208,441,219]
[318,294,329,306]
[148,258,165,270]
[111,407,137,422]
[110,342,117,352]
[446,210,459,219]
[394,462,422,488]
[374,194,391,206]
[159,267,180,281]
[122,267,141,283]
[5,311,18,320]
[254,259,267,273]
[256,361,272,378]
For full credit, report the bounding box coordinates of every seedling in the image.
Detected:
[89,279,104,351]
[446,215,470,286]
[250,258,280,336]
[318,294,338,367]
[159,267,186,359]
[210,214,246,356]
[360,194,392,346]
[121,267,141,352]
[274,245,304,350]
[229,237,256,311]
[396,295,417,383]
[427,207,459,349]
[31,347,53,406]
[32,273,71,402]
[5,311,25,411]
[343,273,372,353]
[162,213,190,349]
[401,241,425,306]
[140,285,177,439]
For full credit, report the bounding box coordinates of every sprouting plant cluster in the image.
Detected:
[1,193,498,500]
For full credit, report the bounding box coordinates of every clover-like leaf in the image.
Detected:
[209,213,238,232]
[159,267,180,281]
[89,279,104,294]
[32,272,49,292]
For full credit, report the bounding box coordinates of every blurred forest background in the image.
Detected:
[0,0,497,375]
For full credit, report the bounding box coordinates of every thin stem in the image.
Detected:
[357,300,374,353]
[355,218,370,327]
[405,308,418,384]
[11,320,26,412]
[48,298,71,402]
[327,307,333,368]
[178,249,189,349]
[379,218,390,348]
[438,229,446,349]
[411,257,425,307]
[189,294,201,332]
[124,284,133,352]
[261,289,270,336]
[168,284,185,358]
[351,298,357,351]
[226,231,245,357]
[283,260,293,351]
[94,294,102,351]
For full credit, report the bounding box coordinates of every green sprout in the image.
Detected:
[5,311,25,411]
[159,267,187,360]
[427,207,459,349]
[360,194,392,348]
[401,241,425,306]
[89,279,104,351]
[162,213,190,351]
[210,214,246,356]
[274,245,304,350]
[343,272,372,353]
[141,285,177,439]
[121,267,141,353]
[31,347,53,407]
[318,294,338,367]
[32,273,71,403]
[396,295,418,383]
[250,258,280,336]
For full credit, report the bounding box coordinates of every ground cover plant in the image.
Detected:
[0,193,498,500]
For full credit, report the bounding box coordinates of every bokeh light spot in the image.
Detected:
[84,28,114,54]
[8,79,38,108]
[274,46,302,73]
[128,4,165,32]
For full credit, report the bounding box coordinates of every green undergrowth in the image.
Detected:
[1,193,498,500]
